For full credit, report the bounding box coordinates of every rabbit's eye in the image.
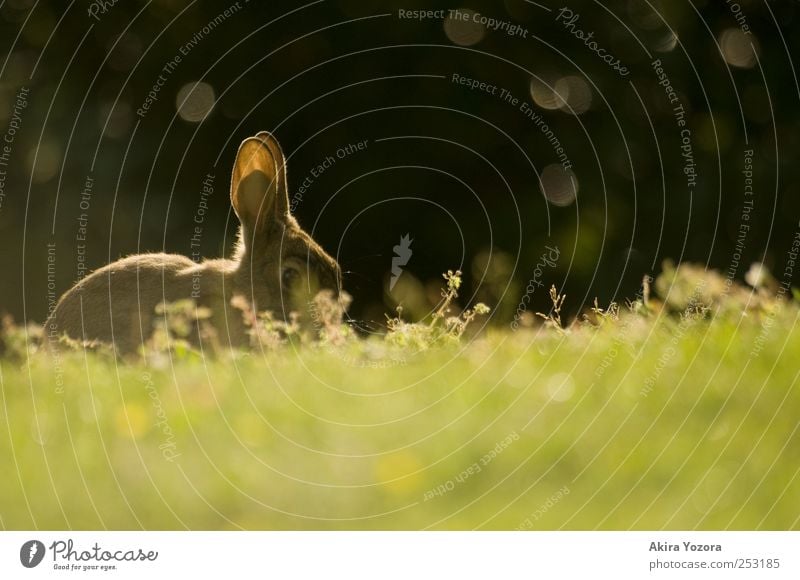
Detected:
[281,266,301,289]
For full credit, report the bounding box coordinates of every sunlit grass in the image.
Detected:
[1,266,798,530]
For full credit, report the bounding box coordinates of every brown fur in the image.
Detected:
[45,132,341,353]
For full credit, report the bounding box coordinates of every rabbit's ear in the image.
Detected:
[230,132,290,238]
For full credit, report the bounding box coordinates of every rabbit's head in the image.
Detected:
[230,131,341,321]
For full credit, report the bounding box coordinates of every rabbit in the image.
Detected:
[45,131,342,353]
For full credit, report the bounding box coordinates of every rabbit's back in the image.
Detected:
[47,253,243,352]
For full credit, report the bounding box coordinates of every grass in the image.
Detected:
[0,264,798,530]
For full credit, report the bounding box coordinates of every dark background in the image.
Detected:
[1,0,798,327]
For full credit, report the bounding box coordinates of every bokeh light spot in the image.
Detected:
[444,9,485,46]
[720,28,760,69]
[554,76,592,115]
[176,81,216,123]
[627,0,662,30]
[654,31,678,53]
[530,77,560,110]
[540,164,579,207]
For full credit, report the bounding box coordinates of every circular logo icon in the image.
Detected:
[20,540,45,568]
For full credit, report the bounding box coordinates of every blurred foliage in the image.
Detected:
[0,0,799,328]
